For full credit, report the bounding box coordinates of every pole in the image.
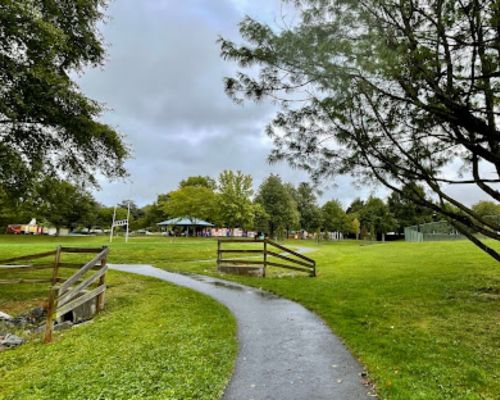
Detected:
[109,205,117,243]
[125,201,131,243]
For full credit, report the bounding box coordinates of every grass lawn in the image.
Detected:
[0,237,237,400]
[218,240,500,400]
[0,235,499,399]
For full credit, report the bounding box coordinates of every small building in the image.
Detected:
[157,217,215,236]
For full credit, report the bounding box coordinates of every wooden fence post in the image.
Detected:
[263,240,267,278]
[96,246,107,313]
[51,246,62,285]
[217,240,221,271]
[44,246,62,344]
[44,285,59,344]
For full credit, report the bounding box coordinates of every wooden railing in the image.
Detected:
[217,239,316,277]
[44,246,109,343]
[0,246,109,343]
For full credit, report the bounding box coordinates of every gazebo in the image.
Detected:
[157,217,214,237]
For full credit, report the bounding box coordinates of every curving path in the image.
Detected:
[110,264,373,399]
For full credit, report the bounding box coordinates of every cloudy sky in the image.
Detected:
[77,0,486,208]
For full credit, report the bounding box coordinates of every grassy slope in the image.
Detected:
[1,235,499,399]
[0,238,237,400]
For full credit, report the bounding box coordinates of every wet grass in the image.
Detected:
[205,239,500,400]
[0,237,237,400]
[0,235,499,399]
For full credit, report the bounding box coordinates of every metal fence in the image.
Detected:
[404,221,464,242]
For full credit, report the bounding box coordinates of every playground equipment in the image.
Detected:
[109,202,130,243]
[7,219,46,235]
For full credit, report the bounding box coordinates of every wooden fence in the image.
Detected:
[0,246,109,343]
[217,239,316,277]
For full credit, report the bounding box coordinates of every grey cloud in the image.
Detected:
[77,0,485,209]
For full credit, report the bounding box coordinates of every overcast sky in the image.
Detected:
[77,0,487,208]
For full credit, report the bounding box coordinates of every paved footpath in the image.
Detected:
[110,264,374,400]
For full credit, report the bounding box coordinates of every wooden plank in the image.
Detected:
[44,286,58,344]
[217,240,221,268]
[217,259,264,265]
[266,261,313,273]
[57,263,102,270]
[263,238,267,278]
[219,239,265,243]
[51,246,61,285]
[59,248,108,293]
[219,249,263,254]
[266,240,315,263]
[96,256,107,312]
[60,247,104,253]
[0,264,51,272]
[266,251,314,268]
[0,278,53,284]
[55,284,106,318]
[58,265,108,307]
[0,250,56,264]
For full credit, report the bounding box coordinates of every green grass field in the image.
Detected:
[0,235,499,399]
[0,236,237,400]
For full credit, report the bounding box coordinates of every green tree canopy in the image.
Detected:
[292,182,323,231]
[36,178,99,234]
[179,176,217,190]
[220,0,500,259]
[360,197,397,241]
[322,200,349,233]
[255,175,299,237]
[471,201,500,226]
[388,183,433,233]
[217,170,254,229]
[347,199,365,215]
[161,186,218,223]
[252,203,270,233]
[0,1,128,195]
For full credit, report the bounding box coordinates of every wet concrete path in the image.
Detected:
[110,264,372,399]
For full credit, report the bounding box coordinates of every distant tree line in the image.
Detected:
[2,172,498,241]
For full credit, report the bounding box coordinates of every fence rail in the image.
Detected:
[0,246,109,343]
[217,239,316,277]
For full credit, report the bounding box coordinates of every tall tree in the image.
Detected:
[0,1,128,195]
[0,188,33,229]
[322,200,350,233]
[346,199,365,215]
[135,194,170,230]
[350,216,361,240]
[179,176,217,190]
[217,170,254,230]
[472,201,500,225]
[37,178,99,235]
[255,175,299,237]
[252,203,270,233]
[388,183,433,233]
[293,182,323,232]
[360,197,397,241]
[161,186,218,224]
[220,0,500,260]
